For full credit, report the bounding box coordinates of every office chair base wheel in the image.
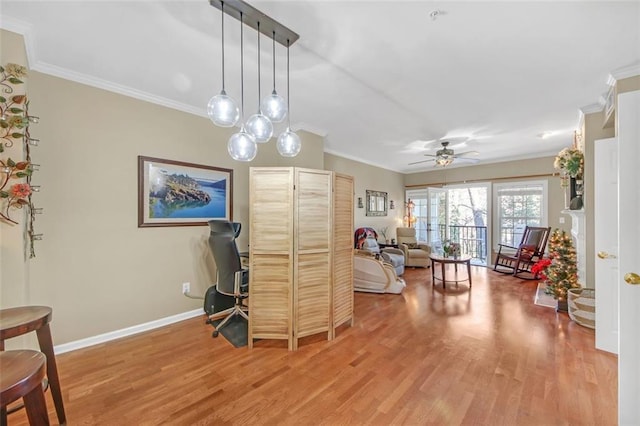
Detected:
[212,330,220,338]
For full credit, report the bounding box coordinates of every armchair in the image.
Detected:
[353,250,406,294]
[396,227,431,268]
[493,226,551,279]
[354,227,405,276]
[205,220,249,338]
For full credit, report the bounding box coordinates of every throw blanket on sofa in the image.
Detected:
[354,227,378,249]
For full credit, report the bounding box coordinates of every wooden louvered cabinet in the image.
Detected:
[248,167,353,350]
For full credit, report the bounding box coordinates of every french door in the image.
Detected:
[407,184,489,265]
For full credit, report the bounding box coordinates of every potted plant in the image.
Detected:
[554,146,584,210]
[532,229,581,312]
[441,240,460,258]
[442,239,451,257]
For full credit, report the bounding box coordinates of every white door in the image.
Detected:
[427,187,446,246]
[594,137,618,354]
[617,90,640,424]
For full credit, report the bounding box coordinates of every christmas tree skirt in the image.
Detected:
[534,283,557,308]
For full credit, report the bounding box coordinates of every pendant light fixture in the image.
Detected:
[228,12,257,162]
[260,31,287,123]
[208,0,299,161]
[245,22,273,143]
[276,39,301,157]
[207,1,239,127]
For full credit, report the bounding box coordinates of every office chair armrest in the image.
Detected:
[234,268,249,295]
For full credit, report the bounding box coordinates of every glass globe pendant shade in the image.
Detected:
[245,112,273,143]
[277,128,301,157]
[228,127,257,162]
[261,91,287,123]
[207,90,239,127]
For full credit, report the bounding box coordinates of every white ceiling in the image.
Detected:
[2,1,639,173]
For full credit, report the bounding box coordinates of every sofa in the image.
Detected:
[396,227,431,268]
[353,250,406,294]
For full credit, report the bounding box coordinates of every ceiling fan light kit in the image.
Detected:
[409,140,479,167]
[208,0,300,161]
[435,142,454,166]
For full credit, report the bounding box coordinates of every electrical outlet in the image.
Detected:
[182,282,190,295]
[559,217,565,224]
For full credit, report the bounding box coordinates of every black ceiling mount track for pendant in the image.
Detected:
[209,0,299,47]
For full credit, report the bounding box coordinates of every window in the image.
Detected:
[494,180,548,248]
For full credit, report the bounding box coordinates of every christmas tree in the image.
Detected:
[543,229,581,300]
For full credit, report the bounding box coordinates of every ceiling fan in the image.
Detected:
[409,141,479,167]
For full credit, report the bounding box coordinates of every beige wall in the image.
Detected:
[0,30,324,346]
[405,157,571,262]
[616,75,640,94]
[324,154,405,241]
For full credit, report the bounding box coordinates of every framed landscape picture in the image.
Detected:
[138,156,233,227]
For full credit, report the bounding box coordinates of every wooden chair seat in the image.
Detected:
[0,350,50,425]
[493,226,551,279]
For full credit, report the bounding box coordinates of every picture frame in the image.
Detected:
[366,189,387,217]
[138,156,233,227]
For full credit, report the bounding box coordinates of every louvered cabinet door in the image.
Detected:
[293,168,332,350]
[249,168,294,349]
[332,173,354,333]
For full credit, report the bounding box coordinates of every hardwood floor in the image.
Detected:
[9,266,617,425]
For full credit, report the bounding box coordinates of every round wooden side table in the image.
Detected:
[429,254,473,290]
[0,306,66,425]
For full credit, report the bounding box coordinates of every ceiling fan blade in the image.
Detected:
[456,156,480,164]
[422,153,438,157]
[454,150,479,158]
[408,158,435,165]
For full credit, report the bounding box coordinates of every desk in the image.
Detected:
[0,306,66,425]
[429,254,472,290]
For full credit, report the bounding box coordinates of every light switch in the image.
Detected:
[559,217,565,224]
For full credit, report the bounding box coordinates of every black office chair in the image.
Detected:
[205,220,249,338]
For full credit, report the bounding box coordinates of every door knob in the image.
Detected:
[597,251,617,259]
[624,272,640,285]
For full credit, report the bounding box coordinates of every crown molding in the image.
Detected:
[0,16,31,36]
[577,109,585,131]
[2,18,207,117]
[32,62,206,117]
[324,148,404,173]
[292,122,327,138]
[579,102,603,115]
[609,61,640,83]
[0,17,37,67]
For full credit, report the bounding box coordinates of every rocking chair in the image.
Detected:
[493,226,551,279]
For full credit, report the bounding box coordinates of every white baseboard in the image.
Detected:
[54,308,204,355]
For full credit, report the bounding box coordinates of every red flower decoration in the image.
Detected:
[531,258,552,280]
[10,183,32,198]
